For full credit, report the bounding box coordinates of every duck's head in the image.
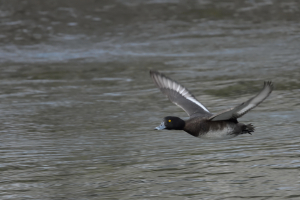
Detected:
[155,116,185,130]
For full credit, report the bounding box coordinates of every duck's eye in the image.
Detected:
[168,120,171,122]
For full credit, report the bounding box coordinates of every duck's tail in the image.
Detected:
[242,123,255,135]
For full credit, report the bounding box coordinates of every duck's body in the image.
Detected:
[150,70,273,140]
[184,117,252,139]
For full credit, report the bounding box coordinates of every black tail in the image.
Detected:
[242,124,255,135]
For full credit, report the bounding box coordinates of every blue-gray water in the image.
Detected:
[1,1,300,199]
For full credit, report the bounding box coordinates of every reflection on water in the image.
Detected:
[1,0,300,199]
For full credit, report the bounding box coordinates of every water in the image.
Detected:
[1,0,300,199]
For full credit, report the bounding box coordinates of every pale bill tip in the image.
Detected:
[154,122,166,130]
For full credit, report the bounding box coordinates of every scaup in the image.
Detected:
[150,70,273,139]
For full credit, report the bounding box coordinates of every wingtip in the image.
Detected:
[149,70,158,74]
[264,81,274,90]
[150,70,170,82]
[149,70,161,78]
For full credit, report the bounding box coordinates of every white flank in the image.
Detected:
[200,126,236,140]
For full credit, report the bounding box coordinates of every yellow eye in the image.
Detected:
[168,120,171,122]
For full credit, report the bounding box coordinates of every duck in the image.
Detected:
[150,70,273,139]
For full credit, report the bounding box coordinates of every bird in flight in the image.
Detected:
[150,70,273,139]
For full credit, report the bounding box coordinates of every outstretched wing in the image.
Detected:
[150,70,212,118]
[209,81,273,121]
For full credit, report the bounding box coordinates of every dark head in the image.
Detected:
[154,116,185,130]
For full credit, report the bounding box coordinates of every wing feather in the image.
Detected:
[150,70,212,118]
[209,81,273,121]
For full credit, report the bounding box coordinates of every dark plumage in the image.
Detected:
[150,70,273,139]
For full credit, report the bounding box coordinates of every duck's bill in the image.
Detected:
[154,122,166,130]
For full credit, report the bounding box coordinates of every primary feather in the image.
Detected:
[150,70,212,118]
[209,81,273,121]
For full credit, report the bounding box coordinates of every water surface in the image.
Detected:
[1,1,300,199]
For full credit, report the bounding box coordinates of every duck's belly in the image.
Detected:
[198,126,236,140]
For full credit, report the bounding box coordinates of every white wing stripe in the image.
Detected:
[236,104,255,115]
[179,88,185,94]
[176,85,181,92]
[167,79,171,88]
[151,71,211,114]
[186,97,209,112]
[181,91,188,96]
[158,80,210,112]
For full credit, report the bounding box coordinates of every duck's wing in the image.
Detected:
[150,70,212,118]
[209,81,273,121]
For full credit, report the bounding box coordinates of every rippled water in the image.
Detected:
[1,0,300,199]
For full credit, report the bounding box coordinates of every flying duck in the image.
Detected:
[150,70,273,139]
